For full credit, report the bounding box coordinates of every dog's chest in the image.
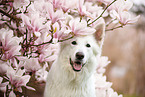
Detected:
[45,78,96,97]
[44,60,97,97]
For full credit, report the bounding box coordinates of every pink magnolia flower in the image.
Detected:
[97,56,111,74]
[24,58,41,73]
[95,73,120,97]
[0,77,9,92]
[9,91,16,97]
[109,0,140,25]
[0,29,22,60]
[21,13,45,37]
[112,0,133,12]
[2,45,21,61]
[6,66,35,92]
[0,13,7,24]
[52,22,71,42]
[34,31,58,63]
[52,22,61,40]
[110,10,140,25]
[46,2,64,23]
[58,25,73,40]
[35,31,52,45]
[38,43,58,63]
[69,18,96,35]
[97,0,113,5]
[84,2,108,18]
[78,0,87,16]
[39,52,58,63]
[0,61,9,74]
[35,63,48,83]
[95,74,112,90]
[13,0,30,12]
[52,0,62,9]
[107,88,123,97]
[61,0,77,12]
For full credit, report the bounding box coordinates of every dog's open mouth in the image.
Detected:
[70,58,85,72]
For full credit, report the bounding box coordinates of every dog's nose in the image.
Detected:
[76,52,84,60]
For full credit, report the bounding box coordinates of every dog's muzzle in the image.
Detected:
[70,52,85,72]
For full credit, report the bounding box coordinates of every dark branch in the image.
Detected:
[87,0,117,26]
[0,9,20,21]
[105,25,124,31]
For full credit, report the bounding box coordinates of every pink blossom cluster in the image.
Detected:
[109,0,140,25]
[0,0,139,96]
[95,56,122,97]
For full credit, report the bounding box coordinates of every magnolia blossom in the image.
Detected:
[95,57,122,97]
[97,0,113,5]
[0,61,9,74]
[38,44,58,63]
[61,0,77,12]
[78,0,87,16]
[0,29,22,60]
[85,2,108,18]
[9,91,16,97]
[28,0,46,15]
[110,10,140,25]
[95,74,112,89]
[95,74,123,97]
[24,58,41,73]
[34,32,59,63]
[13,0,30,12]
[112,0,133,12]
[34,31,51,45]
[97,56,111,74]
[52,22,62,40]
[51,22,72,42]
[109,0,140,25]
[6,66,35,93]
[52,0,62,9]
[107,88,123,97]
[21,13,45,36]
[46,2,64,23]
[35,63,48,83]
[0,77,9,92]
[69,18,96,35]
[0,14,7,24]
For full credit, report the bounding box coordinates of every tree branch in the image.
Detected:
[87,0,117,26]
[31,41,52,47]
[106,18,117,27]
[105,25,124,31]
[0,9,20,21]
[0,9,22,26]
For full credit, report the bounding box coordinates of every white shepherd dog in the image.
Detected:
[44,20,105,97]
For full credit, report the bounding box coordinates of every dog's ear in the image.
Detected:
[93,19,105,48]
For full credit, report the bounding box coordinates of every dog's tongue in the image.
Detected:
[73,63,82,71]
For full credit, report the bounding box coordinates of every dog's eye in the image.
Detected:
[86,43,91,47]
[71,41,77,45]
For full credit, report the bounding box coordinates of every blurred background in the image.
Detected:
[103,0,145,97]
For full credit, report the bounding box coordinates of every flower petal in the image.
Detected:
[25,86,35,91]
[21,75,30,86]
[0,77,3,83]
[9,91,16,97]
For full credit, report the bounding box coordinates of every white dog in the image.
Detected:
[44,21,105,97]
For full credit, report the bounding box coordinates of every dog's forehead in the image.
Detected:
[72,35,95,43]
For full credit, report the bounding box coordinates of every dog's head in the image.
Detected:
[58,20,105,73]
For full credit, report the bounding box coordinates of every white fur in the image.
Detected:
[44,21,105,97]
[44,36,102,97]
